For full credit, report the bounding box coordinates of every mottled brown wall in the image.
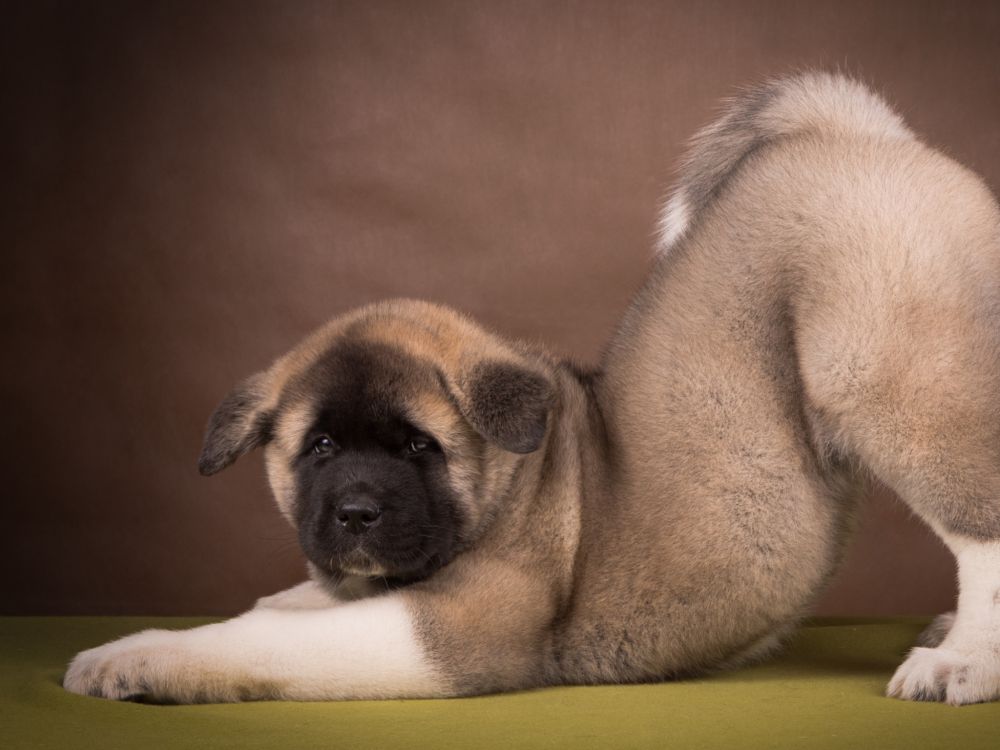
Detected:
[2,0,997,615]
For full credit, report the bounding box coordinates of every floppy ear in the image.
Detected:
[460,361,554,454]
[198,373,274,476]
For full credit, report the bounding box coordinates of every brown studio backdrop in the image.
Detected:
[2,0,998,615]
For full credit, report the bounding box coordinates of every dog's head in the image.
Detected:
[198,300,556,584]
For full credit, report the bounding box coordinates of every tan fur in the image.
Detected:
[65,72,1000,705]
[593,72,1000,698]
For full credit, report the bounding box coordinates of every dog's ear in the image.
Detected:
[460,361,554,454]
[198,373,274,476]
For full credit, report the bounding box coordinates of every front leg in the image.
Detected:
[253,580,338,610]
[253,567,386,611]
[63,594,449,702]
[64,561,556,703]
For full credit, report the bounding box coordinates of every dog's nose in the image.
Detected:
[335,497,382,535]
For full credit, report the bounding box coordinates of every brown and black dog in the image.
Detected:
[66,73,1000,705]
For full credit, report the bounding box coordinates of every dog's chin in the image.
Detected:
[308,546,448,585]
[339,551,390,577]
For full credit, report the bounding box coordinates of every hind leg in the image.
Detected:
[886,530,1000,704]
[812,387,1000,704]
[796,270,1000,703]
[807,357,1000,703]
[914,612,955,649]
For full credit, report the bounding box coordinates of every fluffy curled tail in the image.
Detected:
[656,72,913,252]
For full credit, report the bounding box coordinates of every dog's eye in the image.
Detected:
[406,437,430,456]
[312,436,337,455]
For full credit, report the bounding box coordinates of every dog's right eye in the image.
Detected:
[312,436,337,455]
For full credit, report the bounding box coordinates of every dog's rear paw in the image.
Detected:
[914,612,955,648]
[887,645,1000,705]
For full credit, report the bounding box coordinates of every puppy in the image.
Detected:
[65,72,1000,705]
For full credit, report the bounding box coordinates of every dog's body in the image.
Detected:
[65,73,1000,705]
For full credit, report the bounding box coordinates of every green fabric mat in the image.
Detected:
[2,616,998,749]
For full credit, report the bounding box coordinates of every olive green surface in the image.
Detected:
[3,617,998,749]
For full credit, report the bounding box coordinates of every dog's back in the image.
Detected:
[562,74,1000,702]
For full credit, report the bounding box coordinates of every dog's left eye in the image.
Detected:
[406,437,431,456]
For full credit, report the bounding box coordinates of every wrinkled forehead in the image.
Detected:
[272,336,469,454]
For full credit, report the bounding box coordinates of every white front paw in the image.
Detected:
[887,646,1000,705]
[63,630,180,701]
[64,627,276,703]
